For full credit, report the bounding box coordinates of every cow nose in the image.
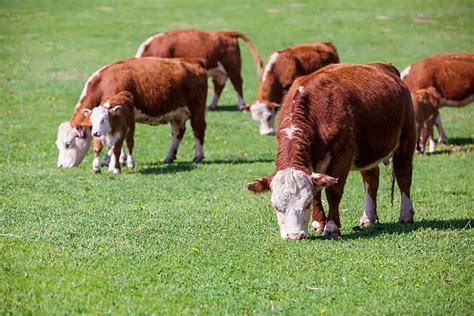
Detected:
[288,232,306,240]
[57,163,63,168]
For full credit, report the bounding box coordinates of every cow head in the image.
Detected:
[242,101,280,136]
[246,168,337,240]
[56,121,91,168]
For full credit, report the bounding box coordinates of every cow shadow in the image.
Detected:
[209,104,241,112]
[307,218,472,240]
[138,157,274,174]
[448,137,474,146]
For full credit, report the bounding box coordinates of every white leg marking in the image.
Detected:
[92,157,101,172]
[237,95,245,109]
[119,147,127,165]
[164,122,183,163]
[360,181,376,227]
[208,94,219,110]
[127,155,135,169]
[399,192,414,223]
[311,220,324,232]
[429,138,436,153]
[113,168,120,174]
[194,138,204,162]
[108,154,116,172]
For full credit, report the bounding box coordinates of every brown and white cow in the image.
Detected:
[242,42,339,135]
[135,29,263,110]
[56,57,208,168]
[401,53,474,153]
[83,91,136,174]
[246,63,416,240]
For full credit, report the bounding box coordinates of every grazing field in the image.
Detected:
[1,0,473,314]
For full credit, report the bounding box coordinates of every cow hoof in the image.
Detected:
[163,157,176,164]
[398,210,414,224]
[398,217,414,224]
[311,221,325,233]
[127,156,135,169]
[193,156,204,164]
[323,221,341,237]
[359,215,376,228]
[112,168,120,174]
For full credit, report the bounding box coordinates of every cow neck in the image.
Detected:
[257,74,283,104]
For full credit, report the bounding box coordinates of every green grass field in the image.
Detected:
[1,0,473,314]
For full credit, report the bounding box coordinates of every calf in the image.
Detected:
[242,42,339,135]
[135,29,263,110]
[246,63,416,240]
[83,92,135,174]
[411,87,442,153]
[401,53,474,152]
[56,57,208,168]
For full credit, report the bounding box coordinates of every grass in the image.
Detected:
[1,0,473,314]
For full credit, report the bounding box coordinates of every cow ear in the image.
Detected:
[311,173,338,188]
[246,176,272,193]
[111,106,122,113]
[118,91,134,106]
[241,104,252,111]
[82,109,92,117]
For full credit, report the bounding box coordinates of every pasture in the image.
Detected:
[1,0,473,314]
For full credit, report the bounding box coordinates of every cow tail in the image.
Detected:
[227,31,263,77]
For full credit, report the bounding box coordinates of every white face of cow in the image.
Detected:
[270,168,314,239]
[250,101,275,136]
[56,121,91,168]
[89,106,111,137]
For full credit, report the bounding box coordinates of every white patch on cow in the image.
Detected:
[194,139,204,161]
[76,66,108,108]
[399,192,414,223]
[134,107,190,125]
[270,168,313,239]
[281,124,301,140]
[429,138,436,153]
[440,94,474,108]
[119,147,127,165]
[400,65,411,79]
[102,101,111,109]
[135,33,163,58]
[298,86,305,93]
[352,149,396,171]
[262,52,278,82]
[315,153,332,173]
[311,220,323,232]
[208,94,219,110]
[108,154,116,172]
[56,121,92,168]
[127,155,135,169]
[237,94,245,108]
[360,181,376,226]
[250,101,275,135]
[92,156,101,172]
[164,125,182,163]
[90,106,111,137]
[112,167,120,174]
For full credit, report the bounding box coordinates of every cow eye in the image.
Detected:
[275,206,283,213]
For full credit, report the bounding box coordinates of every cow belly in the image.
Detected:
[440,94,474,108]
[134,107,191,125]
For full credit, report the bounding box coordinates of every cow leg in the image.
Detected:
[311,190,326,233]
[101,147,113,166]
[424,114,437,153]
[190,110,206,164]
[92,138,103,173]
[125,126,135,169]
[394,119,416,224]
[323,161,351,237]
[110,140,124,174]
[208,72,227,110]
[164,119,186,164]
[359,166,379,227]
[119,146,127,166]
[435,113,447,145]
[222,60,245,110]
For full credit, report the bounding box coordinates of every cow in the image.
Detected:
[246,63,416,240]
[135,29,263,110]
[56,57,208,168]
[242,42,340,135]
[401,53,474,153]
[83,91,135,174]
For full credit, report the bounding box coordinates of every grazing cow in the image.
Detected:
[56,57,208,168]
[401,53,474,152]
[242,42,339,135]
[83,92,135,174]
[135,29,263,110]
[246,63,416,240]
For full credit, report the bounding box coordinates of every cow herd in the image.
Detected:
[55,29,473,239]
